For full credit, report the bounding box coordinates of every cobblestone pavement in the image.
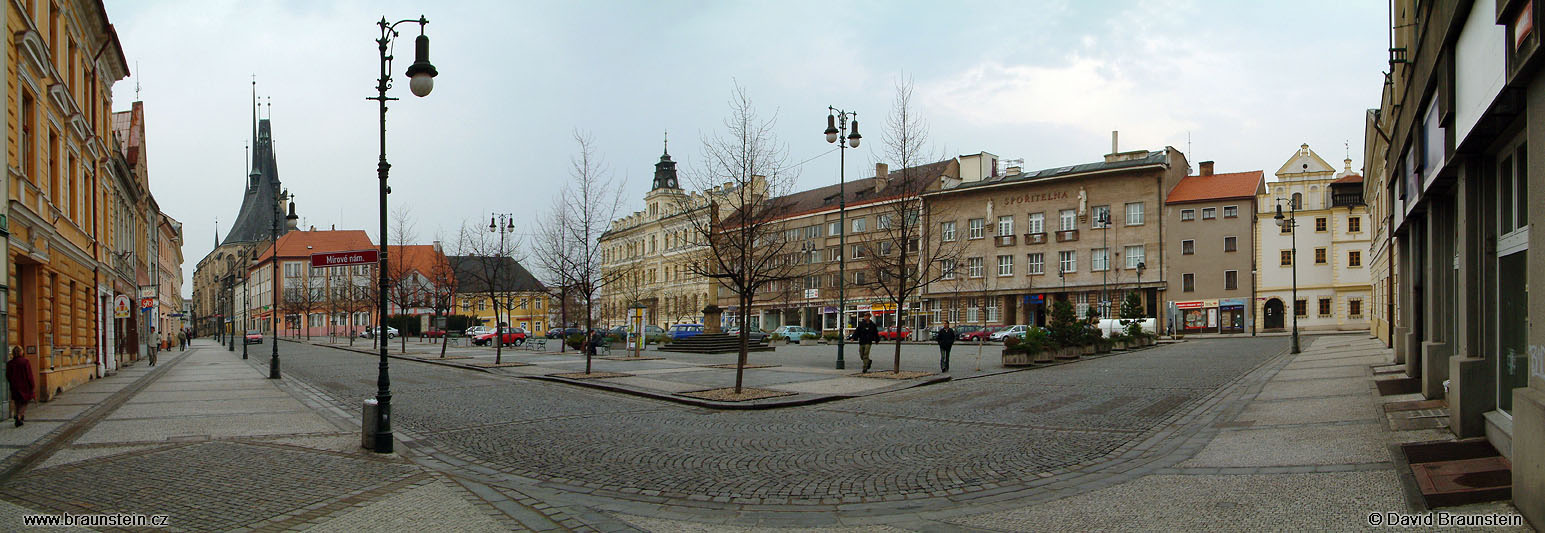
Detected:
[275,334,1291,528]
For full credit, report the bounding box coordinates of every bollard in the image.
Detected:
[362,399,379,450]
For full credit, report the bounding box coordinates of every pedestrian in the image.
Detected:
[7,346,34,427]
[585,329,602,357]
[852,313,879,373]
[935,320,957,373]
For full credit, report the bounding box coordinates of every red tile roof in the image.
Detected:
[388,244,450,278]
[1331,173,1364,184]
[1165,170,1264,205]
[252,230,374,264]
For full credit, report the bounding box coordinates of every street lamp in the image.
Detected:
[1098,210,1110,318]
[226,256,237,352]
[489,213,516,364]
[242,253,250,360]
[367,14,438,455]
[1274,199,1301,354]
[823,106,860,370]
[269,189,298,378]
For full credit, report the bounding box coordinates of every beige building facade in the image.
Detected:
[1162,163,1263,334]
[599,146,718,328]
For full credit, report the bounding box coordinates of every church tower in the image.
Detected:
[222,94,291,245]
[644,133,680,218]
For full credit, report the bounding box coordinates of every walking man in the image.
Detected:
[935,320,957,373]
[7,347,34,427]
[853,313,879,373]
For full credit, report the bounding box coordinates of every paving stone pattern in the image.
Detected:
[278,336,1282,505]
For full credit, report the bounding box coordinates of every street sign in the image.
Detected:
[140,297,155,310]
[804,288,819,299]
[138,286,156,298]
[310,249,379,268]
[114,295,132,318]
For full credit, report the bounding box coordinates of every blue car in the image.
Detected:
[669,324,704,340]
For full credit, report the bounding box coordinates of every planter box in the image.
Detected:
[1055,347,1081,360]
[1096,341,1112,354]
[1002,350,1034,367]
[1033,349,1055,363]
[1080,344,1096,355]
[799,339,819,346]
[1113,340,1130,350]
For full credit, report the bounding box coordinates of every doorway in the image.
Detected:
[1264,298,1284,330]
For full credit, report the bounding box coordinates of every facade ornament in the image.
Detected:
[1078,187,1088,215]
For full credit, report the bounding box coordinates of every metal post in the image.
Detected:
[242,268,249,359]
[1289,204,1300,354]
[372,20,395,454]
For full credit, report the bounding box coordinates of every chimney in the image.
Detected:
[432,240,442,253]
[874,163,889,192]
[1199,161,1214,176]
[1111,130,1119,154]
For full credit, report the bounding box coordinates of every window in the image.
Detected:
[1224,236,1237,252]
[855,271,867,285]
[941,259,956,280]
[1182,273,1195,292]
[852,244,866,259]
[1180,209,1195,221]
[1182,240,1195,255]
[1225,270,1238,290]
[1348,250,1362,267]
[997,215,1014,236]
[968,218,985,239]
[1349,299,1363,318]
[1223,205,1238,218]
[828,221,841,236]
[880,241,893,256]
[1091,248,1109,271]
[1295,299,1307,317]
[1126,202,1144,225]
[1315,248,1327,264]
[1059,210,1076,231]
[1201,207,1216,220]
[1027,252,1044,274]
[1281,220,1292,234]
[1124,245,1145,269]
[1318,298,1331,316]
[1348,216,1361,233]
[877,214,892,230]
[852,218,866,233]
[1028,212,1044,234]
[1092,205,1111,228]
[1315,217,1328,232]
[1280,250,1293,266]
[997,255,1013,276]
[1291,192,1302,209]
[941,221,956,241]
[1059,250,1076,273]
[967,257,984,278]
[19,92,32,175]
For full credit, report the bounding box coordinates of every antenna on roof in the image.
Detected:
[1186,131,1193,173]
[134,61,141,100]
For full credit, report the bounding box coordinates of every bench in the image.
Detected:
[528,338,547,351]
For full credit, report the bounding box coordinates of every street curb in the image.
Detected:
[281,338,493,373]
[521,372,954,410]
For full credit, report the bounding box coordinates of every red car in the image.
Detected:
[473,327,526,346]
[959,326,1004,342]
[423,328,447,338]
[876,327,912,340]
[244,330,264,344]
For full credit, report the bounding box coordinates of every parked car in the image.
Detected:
[959,325,1001,342]
[423,328,447,338]
[771,325,815,338]
[725,327,767,342]
[245,330,263,344]
[360,327,400,339]
[876,327,912,341]
[473,327,527,346]
[991,325,1031,341]
[465,326,493,337]
[546,327,583,339]
[668,324,704,340]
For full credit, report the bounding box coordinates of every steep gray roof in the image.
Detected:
[223,118,289,245]
[450,255,547,293]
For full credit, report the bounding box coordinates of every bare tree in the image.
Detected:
[675,82,801,393]
[556,130,625,374]
[385,208,422,353]
[456,218,524,364]
[853,77,960,373]
[426,234,459,358]
[532,207,577,353]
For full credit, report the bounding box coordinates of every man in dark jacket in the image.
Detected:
[852,314,880,372]
[935,321,957,373]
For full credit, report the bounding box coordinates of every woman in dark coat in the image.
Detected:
[7,346,35,427]
[935,321,957,373]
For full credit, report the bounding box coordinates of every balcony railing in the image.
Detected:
[1331,192,1364,207]
[1024,232,1048,245]
[1055,229,1079,242]
[994,234,1016,247]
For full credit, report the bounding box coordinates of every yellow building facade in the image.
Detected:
[6,0,131,400]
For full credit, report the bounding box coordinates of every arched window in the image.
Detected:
[1291,192,1302,210]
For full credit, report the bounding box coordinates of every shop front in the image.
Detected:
[1175,299,1218,334]
[1219,298,1247,333]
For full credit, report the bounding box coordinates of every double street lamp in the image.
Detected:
[1274,199,1301,354]
[489,213,516,364]
[269,188,298,378]
[368,14,438,455]
[822,107,860,370]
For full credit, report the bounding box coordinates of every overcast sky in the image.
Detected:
[104,0,1388,297]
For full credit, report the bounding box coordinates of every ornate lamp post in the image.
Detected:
[1274,199,1300,354]
[822,106,860,370]
[269,190,298,378]
[242,252,250,360]
[489,213,515,364]
[227,256,237,352]
[367,14,437,454]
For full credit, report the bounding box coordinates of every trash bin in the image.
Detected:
[362,399,378,450]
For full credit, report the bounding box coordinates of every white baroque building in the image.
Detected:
[1254,144,1371,332]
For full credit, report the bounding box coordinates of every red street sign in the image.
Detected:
[310,249,379,268]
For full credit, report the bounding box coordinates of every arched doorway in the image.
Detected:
[1263,298,1285,330]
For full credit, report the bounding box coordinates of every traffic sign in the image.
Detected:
[310,249,379,268]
